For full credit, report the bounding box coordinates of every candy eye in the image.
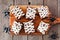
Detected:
[43,24,45,26]
[42,9,43,11]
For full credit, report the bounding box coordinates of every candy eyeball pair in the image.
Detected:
[26,7,36,19]
[11,21,22,35]
[38,21,49,34]
[11,6,24,19]
[38,5,49,18]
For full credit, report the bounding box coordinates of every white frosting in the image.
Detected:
[38,6,49,18]
[26,7,36,19]
[37,21,49,34]
[11,6,24,19]
[10,6,50,35]
[23,20,35,34]
[11,21,22,35]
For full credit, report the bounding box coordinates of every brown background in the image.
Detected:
[0,0,60,40]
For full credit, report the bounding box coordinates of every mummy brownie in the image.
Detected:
[37,21,49,34]
[38,5,49,18]
[11,21,22,35]
[11,6,24,19]
[23,20,35,34]
[26,7,36,19]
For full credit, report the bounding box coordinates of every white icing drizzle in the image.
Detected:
[38,5,49,18]
[26,7,36,19]
[23,20,35,34]
[37,21,49,34]
[11,21,22,35]
[10,6,50,35]
[11,6,24,19]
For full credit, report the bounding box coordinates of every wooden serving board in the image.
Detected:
[9,5,60,35]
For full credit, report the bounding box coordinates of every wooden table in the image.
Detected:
[0,0,60,40]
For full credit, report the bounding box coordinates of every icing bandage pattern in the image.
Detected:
[23,20,35,34]
[11,21,22,35]
[26,7,36,19]
[11,6,24,19]
[38,6,49,18]
[37,21,49,34]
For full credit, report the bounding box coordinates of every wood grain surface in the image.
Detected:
[44,0,58,40]
[0,0,60,40]
[0,0,13,40]
[58,0,60,40]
